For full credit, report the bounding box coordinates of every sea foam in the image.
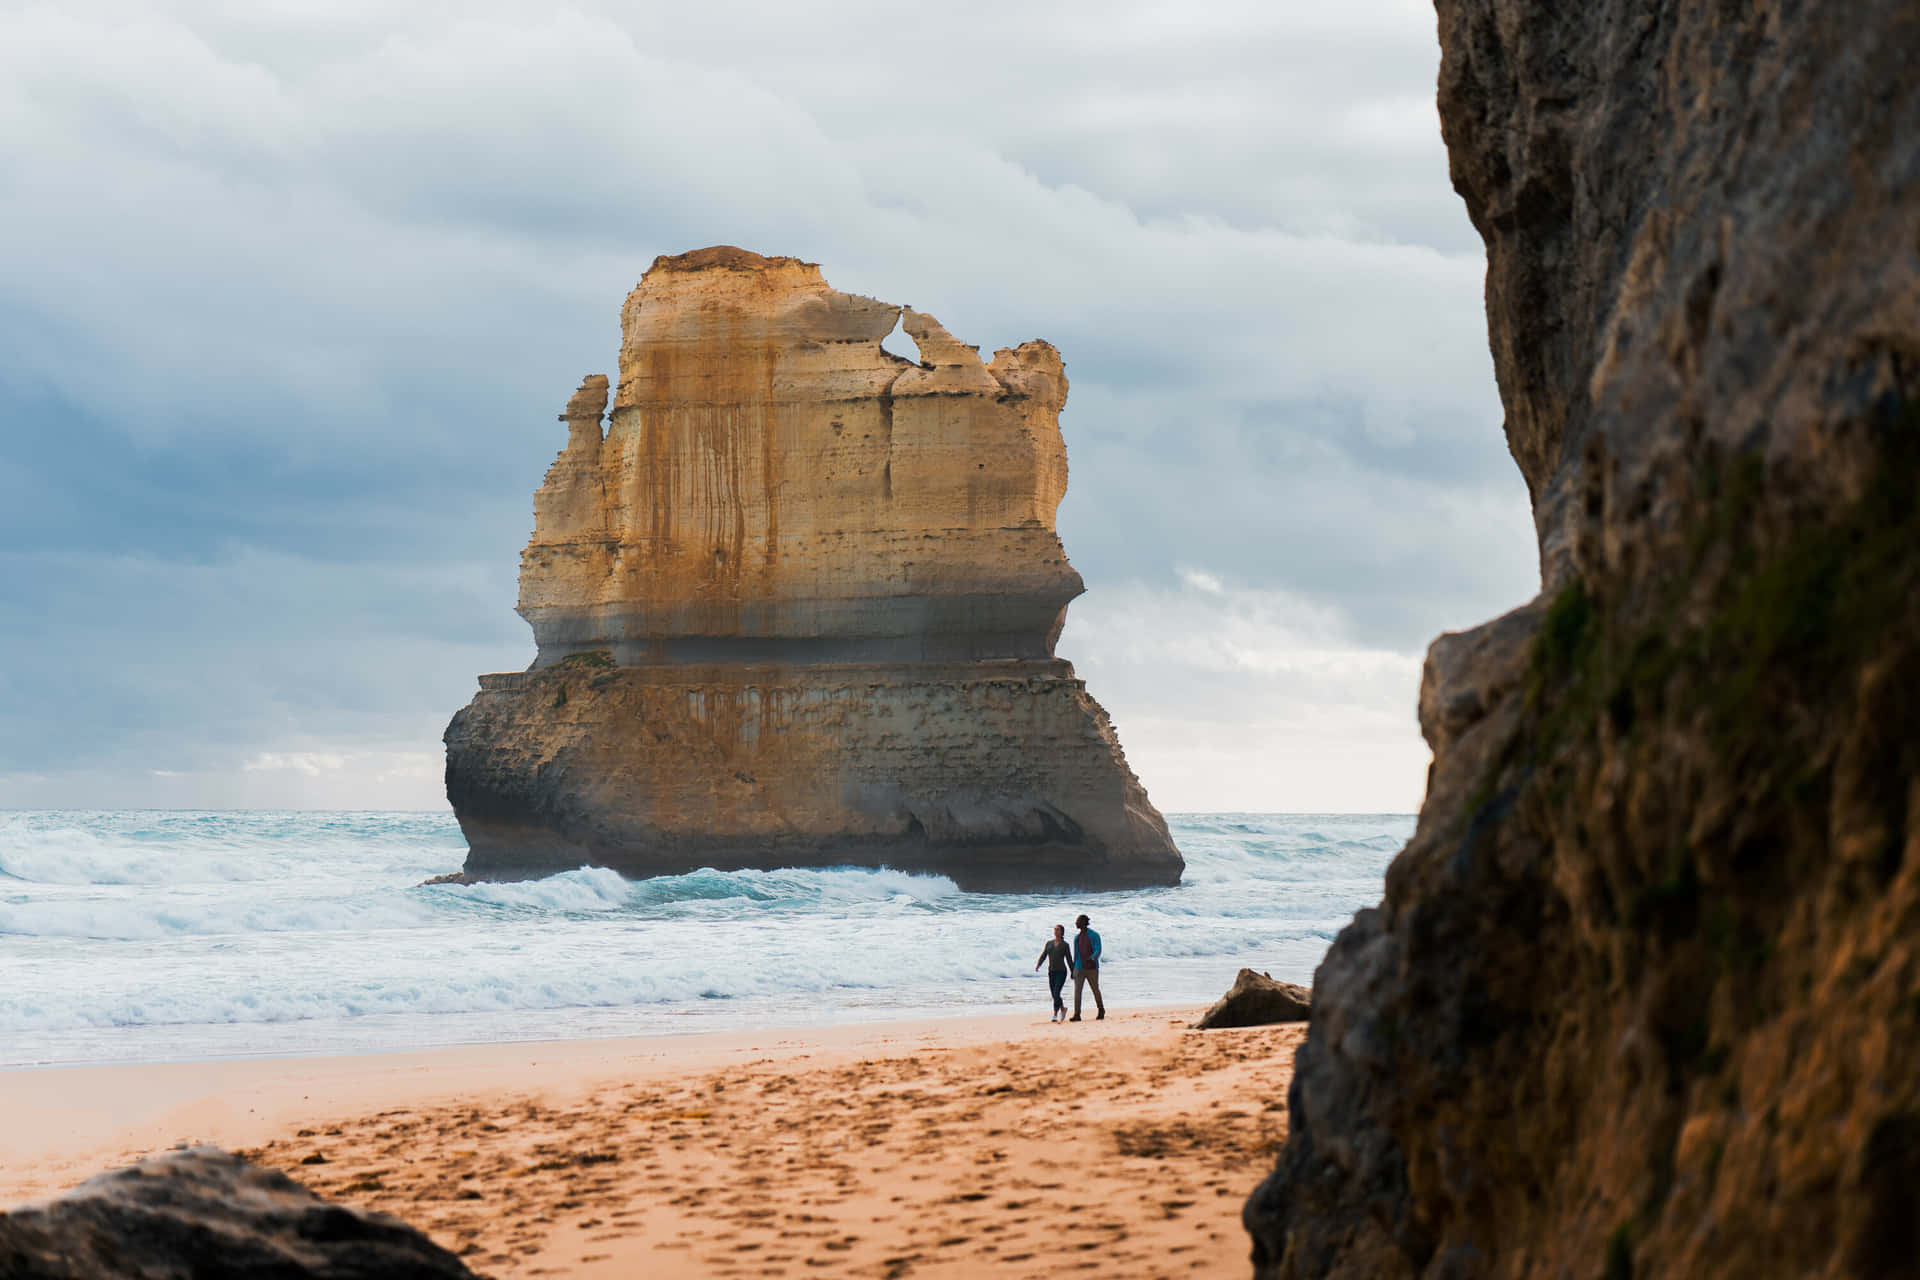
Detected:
[0,810,1407,1065]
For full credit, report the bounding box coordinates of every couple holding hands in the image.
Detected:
[1033,914,1104,1022]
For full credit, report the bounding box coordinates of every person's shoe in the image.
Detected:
[1069,1015,1081,1022]
[1096,1010,1105,1020]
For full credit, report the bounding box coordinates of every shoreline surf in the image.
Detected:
[0,810,1405,1069]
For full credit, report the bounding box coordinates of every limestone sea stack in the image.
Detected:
[1247,2,1920,1277]
[443,247,1180,892]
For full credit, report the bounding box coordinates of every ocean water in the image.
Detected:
[0,811,1410,1067]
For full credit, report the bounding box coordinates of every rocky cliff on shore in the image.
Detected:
[1248,1,1919,1276]
[444,248,1179,891]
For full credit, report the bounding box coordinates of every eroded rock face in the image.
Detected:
[517,246,1078,667]
[0,1149,475,1279]
[445,248,1180,891]
[1248,2,1920,1277]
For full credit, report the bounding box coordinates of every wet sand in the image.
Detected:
[1,1007,1301,1278]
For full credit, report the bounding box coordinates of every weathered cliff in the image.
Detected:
[1247,2,1920,1277]
[445,248,1179,891]
[516,246,1078,667]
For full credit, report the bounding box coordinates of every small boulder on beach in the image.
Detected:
[1193,969,1311,1029]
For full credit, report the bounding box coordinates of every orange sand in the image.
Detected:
[0,1007,1301,1278]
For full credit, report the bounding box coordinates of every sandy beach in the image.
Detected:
[1,1006,1299,1278]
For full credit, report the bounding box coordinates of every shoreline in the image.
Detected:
[1,997,1195,1074]
[2,1003,1297,1277]
[2,1006,1132,1188]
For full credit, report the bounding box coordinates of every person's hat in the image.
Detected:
[1075,914,1090,928]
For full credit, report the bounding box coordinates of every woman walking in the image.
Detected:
[1034,924,1072,1022]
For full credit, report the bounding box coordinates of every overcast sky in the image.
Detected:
[0,0,1537,813]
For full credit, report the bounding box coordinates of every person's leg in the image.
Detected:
[1049,971,1066,1018]
[1071,971,1085,1020]
[1088,968,1104,1017]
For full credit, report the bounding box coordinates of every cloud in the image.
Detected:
[1060,571,1430,812]
[0,545,521,791]
[243,752,349,776]
[0,0,1535,811]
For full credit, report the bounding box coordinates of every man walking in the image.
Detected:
[1069,913,1105,1021]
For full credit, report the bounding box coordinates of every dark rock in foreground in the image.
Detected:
[0,1149,475,1279]
[1194,970,1311,1030]
[1247,1,1920,1277]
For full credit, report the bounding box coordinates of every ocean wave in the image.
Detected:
[0,862,969,941]
[0,830,268,887]
[429,865,636,913]
[0,891,449,941]
[0,810,464,886]
[628,864,963,911]
[0,926,997,1033]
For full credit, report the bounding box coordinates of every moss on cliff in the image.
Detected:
[1500,386,1920,1261]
